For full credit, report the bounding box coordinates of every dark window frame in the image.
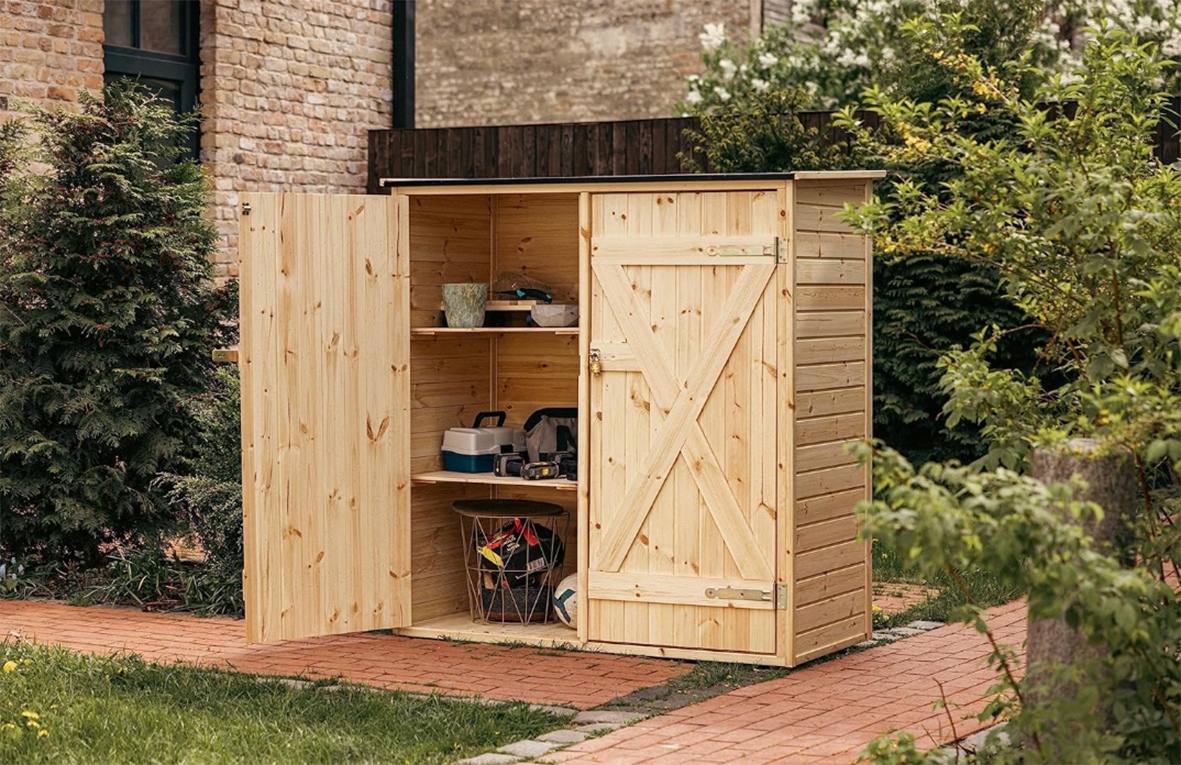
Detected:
[103,0,201,157]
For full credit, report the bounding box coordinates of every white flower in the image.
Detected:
[718,58,737,81]
[686,90,703,105]
[791,0,812,24]
[713,86,731,102]
[752,78,769,92]
[758,53,779,68]
[699,23,726,52]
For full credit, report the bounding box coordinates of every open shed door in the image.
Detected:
[586,188,786,655]
[240,193,411,643]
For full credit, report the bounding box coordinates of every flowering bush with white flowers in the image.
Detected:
[679,0,1181,113]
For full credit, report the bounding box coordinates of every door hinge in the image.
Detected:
[776,583,788,609]
[588,347,602,376]
[705,586,771,603]
[241,202,251,216]
[712,237,781,260]
[774,235,788,264]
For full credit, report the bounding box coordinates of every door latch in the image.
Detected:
[588,348,602,375]
[241,202,251,216]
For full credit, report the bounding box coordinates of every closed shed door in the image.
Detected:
[586,189,785,654]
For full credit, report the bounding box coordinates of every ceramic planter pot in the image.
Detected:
[442,283,488,328]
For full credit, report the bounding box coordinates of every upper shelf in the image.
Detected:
[438,299,541,312]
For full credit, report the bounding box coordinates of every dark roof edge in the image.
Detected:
[377,172,802,189]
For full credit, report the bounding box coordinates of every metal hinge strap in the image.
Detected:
[776,583,788,609]
[705,586,771,603]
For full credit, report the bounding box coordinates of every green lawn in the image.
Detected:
[0,641,566,765]
[872,539,1023,628]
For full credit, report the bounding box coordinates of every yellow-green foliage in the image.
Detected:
[841,23,1181,764]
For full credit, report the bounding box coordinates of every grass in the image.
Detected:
[872,539,1023,628]
[0,641,566,765]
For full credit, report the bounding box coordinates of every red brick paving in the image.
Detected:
[2,598,1028,763]
[548,601,1026,765]
[0,600,685,709]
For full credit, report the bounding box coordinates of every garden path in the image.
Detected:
[2,599,1026,763]
[0,600,683,709]
[541,600,1026,765]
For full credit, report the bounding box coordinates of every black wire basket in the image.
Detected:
[453,499,569,625]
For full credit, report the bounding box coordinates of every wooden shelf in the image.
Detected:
[438,299,540,312]
[412,470,578,491]
[411,326,578,336]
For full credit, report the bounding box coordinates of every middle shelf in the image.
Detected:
[411,326,579,337]
[412,470,579,491]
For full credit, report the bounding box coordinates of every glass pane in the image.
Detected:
[140,1,185,55]
[103,0,134,48]
[137,76,183,112]
[105,73,182,110]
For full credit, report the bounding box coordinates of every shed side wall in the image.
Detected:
[791,179,873,664]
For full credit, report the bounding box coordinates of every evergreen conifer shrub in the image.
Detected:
[0,83,236,564]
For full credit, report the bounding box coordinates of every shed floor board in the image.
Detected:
[399,613,582,648]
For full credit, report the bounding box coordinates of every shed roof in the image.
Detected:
[378,170,885,189]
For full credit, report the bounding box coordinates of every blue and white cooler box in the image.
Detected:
[441,412,527,473]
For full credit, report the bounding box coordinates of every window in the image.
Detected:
[103,0,201,157]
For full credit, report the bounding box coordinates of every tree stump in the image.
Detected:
[1026,437,1137,744]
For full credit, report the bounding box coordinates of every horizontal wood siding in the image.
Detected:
[791,178,873,665]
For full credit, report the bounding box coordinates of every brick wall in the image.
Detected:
[200,0,394,277]
[413,0,756,128]
[0,0,105,120]
[3,0,767,276]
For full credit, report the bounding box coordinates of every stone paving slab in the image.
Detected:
[497,740,560,758]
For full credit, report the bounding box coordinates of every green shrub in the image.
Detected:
[681,87,849,173]
[679,0,1179,113]
[842,22,1181,763]
[158,367,243,585]
[81,547,243,616]
[0,82,236,565]
[681,4,1053,466]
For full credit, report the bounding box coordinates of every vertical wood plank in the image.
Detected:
[779,181,795,664]
[241,193,410,643]
[577,191,591,644]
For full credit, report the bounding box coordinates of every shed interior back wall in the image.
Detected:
[407,193,582,625]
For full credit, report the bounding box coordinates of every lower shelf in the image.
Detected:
[397,613,581,648]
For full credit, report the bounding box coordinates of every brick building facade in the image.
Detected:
[1,0,775,275]
[199,0,394,274]
[414,0,761,127]
[0,0,105,112]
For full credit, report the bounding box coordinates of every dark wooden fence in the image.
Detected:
[367,116,700,192]
[367,96,1179,192]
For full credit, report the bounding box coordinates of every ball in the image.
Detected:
[552,573,578,629]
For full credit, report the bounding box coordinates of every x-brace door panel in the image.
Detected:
[587,190,784,654]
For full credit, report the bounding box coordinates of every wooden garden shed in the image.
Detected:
[238,171,884,667]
